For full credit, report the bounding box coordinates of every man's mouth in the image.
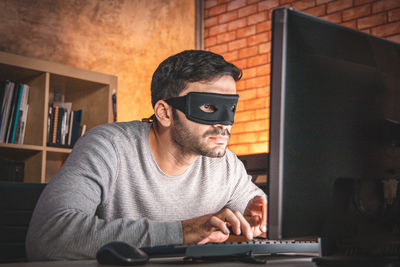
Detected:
[209,135,228,144]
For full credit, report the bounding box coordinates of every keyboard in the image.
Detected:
[141,240,319,259]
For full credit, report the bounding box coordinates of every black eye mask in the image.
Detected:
[165,92,239,125]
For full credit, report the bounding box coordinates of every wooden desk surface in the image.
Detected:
[0,257,317,266]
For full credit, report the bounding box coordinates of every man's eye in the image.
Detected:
[200,104,217,113]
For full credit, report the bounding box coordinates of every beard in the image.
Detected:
[171,109,230,158]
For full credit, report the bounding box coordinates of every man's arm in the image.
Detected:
[26,129,182,260]
[180,152,267,244]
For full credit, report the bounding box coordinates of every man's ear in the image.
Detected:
[153,100,172,127]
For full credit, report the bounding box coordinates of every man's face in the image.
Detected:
[170,75,236,158]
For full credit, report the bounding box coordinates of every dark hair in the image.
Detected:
[150,50,242,107]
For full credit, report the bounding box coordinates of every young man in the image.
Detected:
[26,50,267,260]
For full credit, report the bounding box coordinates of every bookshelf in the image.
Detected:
[0,51,117,183]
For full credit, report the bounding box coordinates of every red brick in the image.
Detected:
[358,13,386,29]
[327,0,353,14]
[218,0,230,4]
[219,10,238,23]
[208,4,227,17]
[209,43,228,54]
[258,130,269,142]
[247,32,269,46]
[228,38,248,51]
[255,108,269,120]
[238,46,259,59]
[205,16,218,28]
[217,31,236,44]
[204,28,209,38]
[238,132,259,143]
[257,86,270,97]
[256,21,271,33]
[322,12,342,23]
[280,0,296,4]
[209,23,228,36]
[259,0,280,11]
[386,34,400,43]
[228,18,247,31]
[304,5,326,17]
[235,110,255,122]
[256,63,270,75]
[341,19,357,29]
[243,119,268,132]
[223,50,239,62]
[249,141,269,154]
[238,4,258,18]
[242,67,258,79]
[204,36,217,47]
[293,0,316,11]
[236,80,247,92]
[371,21,400,37]
[227,0,247,11]
[354,0,374,6]
[372,0,400,14]
[246,76,269,88]
[247,54,269,67]
[342,4,371,21]
[242,97,267,110]
[388,8,400,22]
[316,0,333,4]
[205,0,218,9]
[248,12,268,25]
[237,25,257,38]
[238,89,258,100]
[232,58,248,69]
[361,28,371,34]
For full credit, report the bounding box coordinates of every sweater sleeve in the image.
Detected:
[225,152,266,214]
[26,129,182,261]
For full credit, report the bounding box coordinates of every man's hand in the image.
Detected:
[244,195,267,238]
[181,208,254,245]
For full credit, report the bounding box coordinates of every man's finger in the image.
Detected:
[233,210,253,240]
[260,196,267,232]
[209,215,230,235]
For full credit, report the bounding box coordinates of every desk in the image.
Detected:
[1,257,316,266]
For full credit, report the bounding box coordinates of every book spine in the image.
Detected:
[2,83,17,143]
[10,84,24,143]
[51,106,59,144]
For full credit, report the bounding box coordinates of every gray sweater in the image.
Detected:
[26,121,264,260]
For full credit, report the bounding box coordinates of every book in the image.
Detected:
[10,84,24,143]
[55,107,65,144]
[5,83,20,143]
[70,109,82,146]
[16,84,30,144]
[51,106,59,144]
[67,110,74,146]
[0,81,14,142]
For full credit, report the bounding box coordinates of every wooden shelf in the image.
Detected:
[0,51,117,183]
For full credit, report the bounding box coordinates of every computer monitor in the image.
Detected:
[268,8,400,257]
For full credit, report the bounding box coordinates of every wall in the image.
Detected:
[204,0,400,155]
[0,0,195,122]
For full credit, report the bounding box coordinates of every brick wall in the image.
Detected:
[204,0,400,156]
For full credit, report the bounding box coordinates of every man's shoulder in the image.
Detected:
[87,120,150,139]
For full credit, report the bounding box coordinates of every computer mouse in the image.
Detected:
[96,241,149,266]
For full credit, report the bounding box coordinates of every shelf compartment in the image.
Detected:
[0,146,43,183]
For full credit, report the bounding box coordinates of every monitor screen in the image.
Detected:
[268,7,400,256]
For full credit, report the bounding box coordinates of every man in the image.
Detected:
[26,50,267,260]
